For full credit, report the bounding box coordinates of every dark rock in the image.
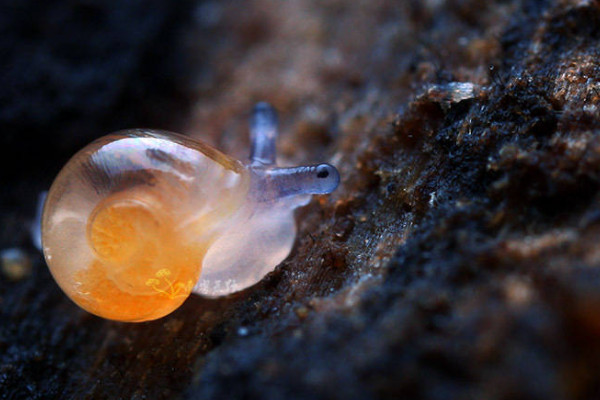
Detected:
[3,0,600,399]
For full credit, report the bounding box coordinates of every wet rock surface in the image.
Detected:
[2,0,600,399]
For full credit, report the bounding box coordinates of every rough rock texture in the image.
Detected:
[2,0,600,399]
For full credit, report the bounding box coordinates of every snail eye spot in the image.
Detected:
[316,167,329,179]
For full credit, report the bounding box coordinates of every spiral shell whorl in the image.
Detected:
[42,130,249,321]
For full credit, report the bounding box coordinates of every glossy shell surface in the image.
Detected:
[42,130,249,322]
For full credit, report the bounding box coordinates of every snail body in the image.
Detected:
[42,103,340,322]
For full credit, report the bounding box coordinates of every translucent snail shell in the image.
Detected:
[42,103,340,322]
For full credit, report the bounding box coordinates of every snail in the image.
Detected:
[42,103,340,322]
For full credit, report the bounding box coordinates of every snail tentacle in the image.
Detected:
[251,164,340,202]
[249,102,278,166]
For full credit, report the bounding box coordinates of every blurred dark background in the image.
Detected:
[0,0,198,248]
[0,0,195,175]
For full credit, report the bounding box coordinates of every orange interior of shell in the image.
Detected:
[71,189,209,322]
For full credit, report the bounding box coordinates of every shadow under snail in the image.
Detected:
[41,103,340,322]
